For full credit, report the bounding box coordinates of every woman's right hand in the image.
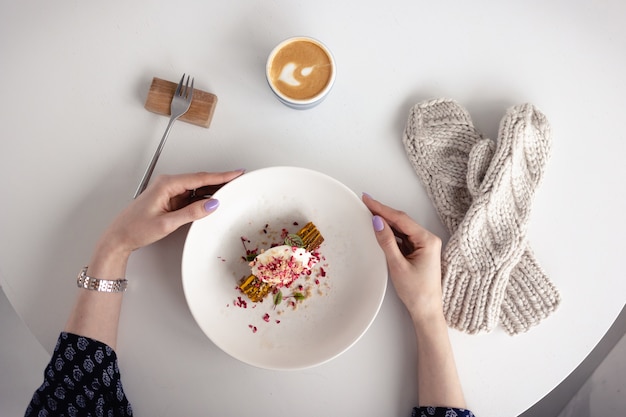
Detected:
[97,170,245,257]
[362,194,444,325]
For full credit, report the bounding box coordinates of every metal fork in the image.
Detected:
[134,74,194,198]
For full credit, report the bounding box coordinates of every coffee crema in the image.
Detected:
[267,38,334,101]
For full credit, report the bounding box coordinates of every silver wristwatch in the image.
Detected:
[77,266,128,293]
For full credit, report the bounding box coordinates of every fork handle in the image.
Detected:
[133,115,178,198]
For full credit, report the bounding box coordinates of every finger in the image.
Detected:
[185,170,245,188]
[371,215,408,268]
[362,194,431,242]
[154,170,246,197]
[192,183,226,198]
[171,184,225,210]
[161,198,221,232]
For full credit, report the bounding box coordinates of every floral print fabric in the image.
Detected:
[25,332,132,417]
[414,406,476,417]
[26,332,475,417]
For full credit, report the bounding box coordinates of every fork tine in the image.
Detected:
[184,75,190,98]
[175,73,185,97]
[187,77,194,101]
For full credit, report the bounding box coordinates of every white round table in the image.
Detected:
[1,1,625,416]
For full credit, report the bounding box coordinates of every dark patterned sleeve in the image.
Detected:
[25,332,133,417]
[413,406,476,417]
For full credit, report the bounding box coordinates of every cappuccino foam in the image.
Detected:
[268,39,333,101]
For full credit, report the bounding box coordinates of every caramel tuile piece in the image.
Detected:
[144,77,218,128]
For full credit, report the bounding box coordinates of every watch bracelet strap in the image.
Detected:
[77,266,128,293]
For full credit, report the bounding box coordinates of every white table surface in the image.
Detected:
[1,1,625,416]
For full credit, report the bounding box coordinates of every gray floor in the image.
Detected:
[0,287,50,416]
[1,286,624,416]
[559,334,626,416]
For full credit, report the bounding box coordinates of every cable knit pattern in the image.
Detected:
[402,99,560,334]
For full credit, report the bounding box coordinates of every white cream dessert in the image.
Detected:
[250,245,318,287]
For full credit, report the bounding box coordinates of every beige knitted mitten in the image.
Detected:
[402,99,560,334]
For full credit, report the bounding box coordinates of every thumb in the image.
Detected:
[371,215,405,268]
[466,138,495,197]
[164,198,220,230]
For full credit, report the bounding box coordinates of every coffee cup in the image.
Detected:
[266,37,336,109]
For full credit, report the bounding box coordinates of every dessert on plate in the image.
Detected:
[238,222,324,302]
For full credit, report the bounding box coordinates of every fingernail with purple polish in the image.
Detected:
[372,215,384,232]
[362,192,373,200]
[204,199,220,212]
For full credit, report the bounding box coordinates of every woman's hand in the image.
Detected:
[96,170,244,258]
[362,194,443,325]
[65,171,244,349]
[363,195,467,409]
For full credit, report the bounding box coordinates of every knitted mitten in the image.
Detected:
[402,99,560,334]
[443,103,552,333]
[402,99,482,232]
[464,121,561,334]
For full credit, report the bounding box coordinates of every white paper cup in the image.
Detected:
[266,37,336,109]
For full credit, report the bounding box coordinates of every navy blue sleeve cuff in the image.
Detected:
[25,332,133,416]
[413,406,476,417]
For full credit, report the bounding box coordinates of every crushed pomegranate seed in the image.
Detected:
[234,297,247,308]
[263,313,270,322]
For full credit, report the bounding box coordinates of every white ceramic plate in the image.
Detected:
[181,167,387,370]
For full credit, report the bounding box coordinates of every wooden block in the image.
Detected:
[144,77,218,128]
